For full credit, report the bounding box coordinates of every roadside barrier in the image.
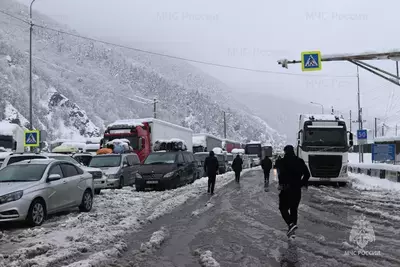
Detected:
[348,163,400,183]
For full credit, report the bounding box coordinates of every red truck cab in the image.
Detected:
[101,122,151,163]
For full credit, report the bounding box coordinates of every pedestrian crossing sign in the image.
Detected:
[24,130,40,147]
[301,51,322,71]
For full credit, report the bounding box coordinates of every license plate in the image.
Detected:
[319,178,331,181]
[146,180,158,184]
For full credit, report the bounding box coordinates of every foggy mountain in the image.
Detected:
[0,0,286,147]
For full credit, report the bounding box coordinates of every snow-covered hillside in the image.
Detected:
[0,0,286,146]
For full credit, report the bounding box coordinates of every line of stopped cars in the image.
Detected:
[0,140,254,227]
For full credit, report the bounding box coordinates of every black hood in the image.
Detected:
[139,163,178,175]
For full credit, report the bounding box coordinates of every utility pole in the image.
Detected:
[382,125,384,136]
[349,110,352,132]
[397,61,399,84]
[153,98,157,118]
[223,111,227,139]
[396,124,398,136]
[356,66,364,163]
[29,0,36,131]
[374,118,379,138]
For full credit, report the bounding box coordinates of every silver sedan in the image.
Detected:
[0,158,94,226]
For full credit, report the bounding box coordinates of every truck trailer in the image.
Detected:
[102,118,193,162]
[222,139,241,153]
[0,121,25,153]
[296,114,353,185]
[192,133,222,153]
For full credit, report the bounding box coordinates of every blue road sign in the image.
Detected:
[357,129,367,140]
[301,51,322,71]
[24,130,40,147]
[372,144,396,162]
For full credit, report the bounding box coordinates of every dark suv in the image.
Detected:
[136,150,199,191]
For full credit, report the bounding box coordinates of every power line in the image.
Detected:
[32,23,356,78]
[0,9,29,24]
[0,8,357,77]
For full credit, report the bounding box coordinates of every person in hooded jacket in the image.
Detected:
[204,151,219,195]
[261,156,273,187]
[275,145,310,237]
[232,154,243,183]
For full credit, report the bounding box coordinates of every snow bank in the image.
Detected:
[194,249,220,267]
[107,119,144,128]
[212,147,223,154]
[192,201,214,217]
[350,173,400,192]
[139,226,169,252]
[231,148,244,154]
[348,153,372,163]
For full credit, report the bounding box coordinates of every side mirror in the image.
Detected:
[48,174,61,182]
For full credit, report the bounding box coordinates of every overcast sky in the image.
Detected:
[15,0,400,126]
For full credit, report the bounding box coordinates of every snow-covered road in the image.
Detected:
[0,169,254,267]
[106,169,400,267]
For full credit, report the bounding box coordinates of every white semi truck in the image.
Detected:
[0,121,25,153]
[192,133,222,153]
[296,114,353,185]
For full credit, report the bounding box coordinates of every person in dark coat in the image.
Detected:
[204,151,219,195]
[232,154,243,183]
[261,156,273,186]
[275,145,310,237]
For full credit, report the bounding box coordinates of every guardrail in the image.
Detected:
[348,163,400,183]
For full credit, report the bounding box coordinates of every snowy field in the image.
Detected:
[0,169,254,267]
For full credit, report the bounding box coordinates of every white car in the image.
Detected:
[0,153,48,170]
[43,153,107,194]
[0,158,93,226]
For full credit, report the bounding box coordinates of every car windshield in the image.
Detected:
[303,127,347,147]
[0,164,47,182]
[48,155,79,164]
[144,152,176,164]
[216,154,225,161]
[227,155,233,161]
[89,155,121,167]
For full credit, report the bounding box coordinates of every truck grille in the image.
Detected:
[89,171,103,179]
[308,155,342,178]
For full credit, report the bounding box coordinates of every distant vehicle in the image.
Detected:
[192,133,222,153]
[0,158,93,226]
[0,121,25,153]
[231,149,251,169]
[84,143,100,154]
[297,114,353,186]
[136,150,198,191]
[72,153,93,166]
[248,154,260,167]
[0,153,47,170]
[102,118,193,163]
[52,145,79,154]
[89,153,141,189]
[194,152,208,177]
[226,153,233,171]
[215,153,228,174]
[261,145,273,159]
[245,141,262,157]
[222,139,241,153]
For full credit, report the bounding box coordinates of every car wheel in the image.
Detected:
[94,189,101,195]
[79,189,93,212]
[26,199,46,227]
[118,176,124,189]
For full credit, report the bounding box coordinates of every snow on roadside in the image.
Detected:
[140,226,169,252]
[350,173,400,193]
[192,202,214,217]
[194,249,221,267]
[0,169,254,267]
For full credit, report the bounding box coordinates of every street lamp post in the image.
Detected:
[29,0,36,130]
[310,101,324,114]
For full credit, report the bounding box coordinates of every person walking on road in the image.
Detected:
[261,155,272,188]
[204,151,219,195]
[232,154,243,183]
[275,145,310,237]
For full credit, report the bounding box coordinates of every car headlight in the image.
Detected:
[135,173,142,179]
[163,171,175,178]
[0,191,23,205]
[106,174,117,179]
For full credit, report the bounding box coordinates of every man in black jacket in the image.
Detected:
[275,145,310,237]
[261,156,272,187]
[204,151,219,195]
[232,154,243,183]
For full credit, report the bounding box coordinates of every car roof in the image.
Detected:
[93,154,122,157]
[12,158,56,165]
[7,153,47,157]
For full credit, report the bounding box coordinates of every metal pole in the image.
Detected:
[374,118,378,138]
[396,61,399,84]
[382,125,384,136]
[29,0,36,130]
[223,111,227,139]
[331,106,334,115]
[356,66,364,163]
[396,124,398,136]
[349,110,352,132]
[310,102,324,114]
[153,98,157,118]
